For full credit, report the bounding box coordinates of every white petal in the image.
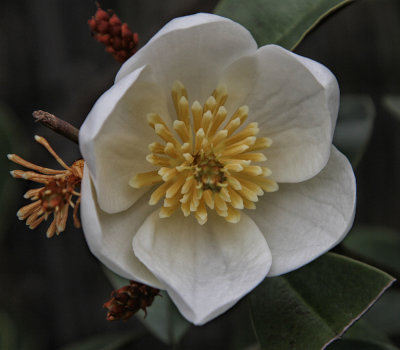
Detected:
[248,147,356,276]
[132,212,271,325]
[221,45,339,183]
[116,13,257,111]
[79,65,169,214]
[80,164,162,288]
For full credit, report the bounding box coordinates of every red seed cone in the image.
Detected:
[88,3,139,63]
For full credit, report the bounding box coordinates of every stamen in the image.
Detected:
[191,101,203,132]
[227,105,249,125]
[194,128,205,154]
[146,154,171,167]
[204,96,217,114]
[195,200,207,225]
[225,117,241,136]
[212,84,228,110]
[149,142,165,154]
[7,154,64,175]
[247,137,272,151]
[232,153,267,162]
[129,171,162,188]
[203,190,214,209]
[208,106,227,137]
[158,167,178,182]
[147,113,167,129]
[173,120,190,143]
[226,206,241,224]
[172,81,188,115]
[9,138,83,237]
[34,135,70,171]
[164,142,180,159]
[201,111,213,134]
[154,124,178,145]
[131,81,277,224]
[220,144,249,157]
[149,181,171,205]
[227,188,244,209]
[178,96,190,127]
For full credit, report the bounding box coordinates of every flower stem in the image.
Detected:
[32,110,79,144]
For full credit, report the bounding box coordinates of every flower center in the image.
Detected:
[130,81,278,224]
[193,152,226,192]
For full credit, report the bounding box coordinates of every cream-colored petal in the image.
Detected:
[80,164,162,288]
[221,44,339,183]
[132,212,271,325]
[248,147,356,276]
[79,65,169,214]
[116,13,257,116]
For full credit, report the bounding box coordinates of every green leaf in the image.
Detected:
[327,339,398,350]
[214,0,352,50]
[327,320,398,349]
[103,266,191,346]
[249,253,395,350]
[363,289,400,336]
[136,291,191,345]
[333,94,375,167]
[382,95,400,121]
[59,330,144,350]
[342,226,400,274]
[340,319,395,346]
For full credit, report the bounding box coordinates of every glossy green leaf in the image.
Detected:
[333,94,375,167]
[214,0,352,50]
[340,319,394,345]
[326,320,397,350]
[363,289,400,336]
[382,95,400,121]
[327,339,398,350]
[342,226,400,274]
[59,330,143,350]
[249,253,395,350]
[103,266,191,346]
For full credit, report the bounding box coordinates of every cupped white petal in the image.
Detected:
[79,65,169,214]
[116,13,257,112]
[80,164,162,288]
[248,147,356,276]
[221,44,339,183]
[132,212,272,325]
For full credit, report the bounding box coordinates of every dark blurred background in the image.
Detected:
[1,0,399,349]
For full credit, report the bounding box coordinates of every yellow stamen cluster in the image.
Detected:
[130,81,278,225]
[9,136,84,238]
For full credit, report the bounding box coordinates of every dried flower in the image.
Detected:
[9,136,83,238]
[88,3,139,63]
[104,281,160,321]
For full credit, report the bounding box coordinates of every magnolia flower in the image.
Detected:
[79,13,356,325]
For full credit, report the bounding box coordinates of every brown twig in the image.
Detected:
[32,110,79,144]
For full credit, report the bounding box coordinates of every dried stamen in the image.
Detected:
[9,136,84,237]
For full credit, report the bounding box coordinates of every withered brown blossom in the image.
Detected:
[104,281,160,321]
[8,136,84,238]
[88,3,139,63]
